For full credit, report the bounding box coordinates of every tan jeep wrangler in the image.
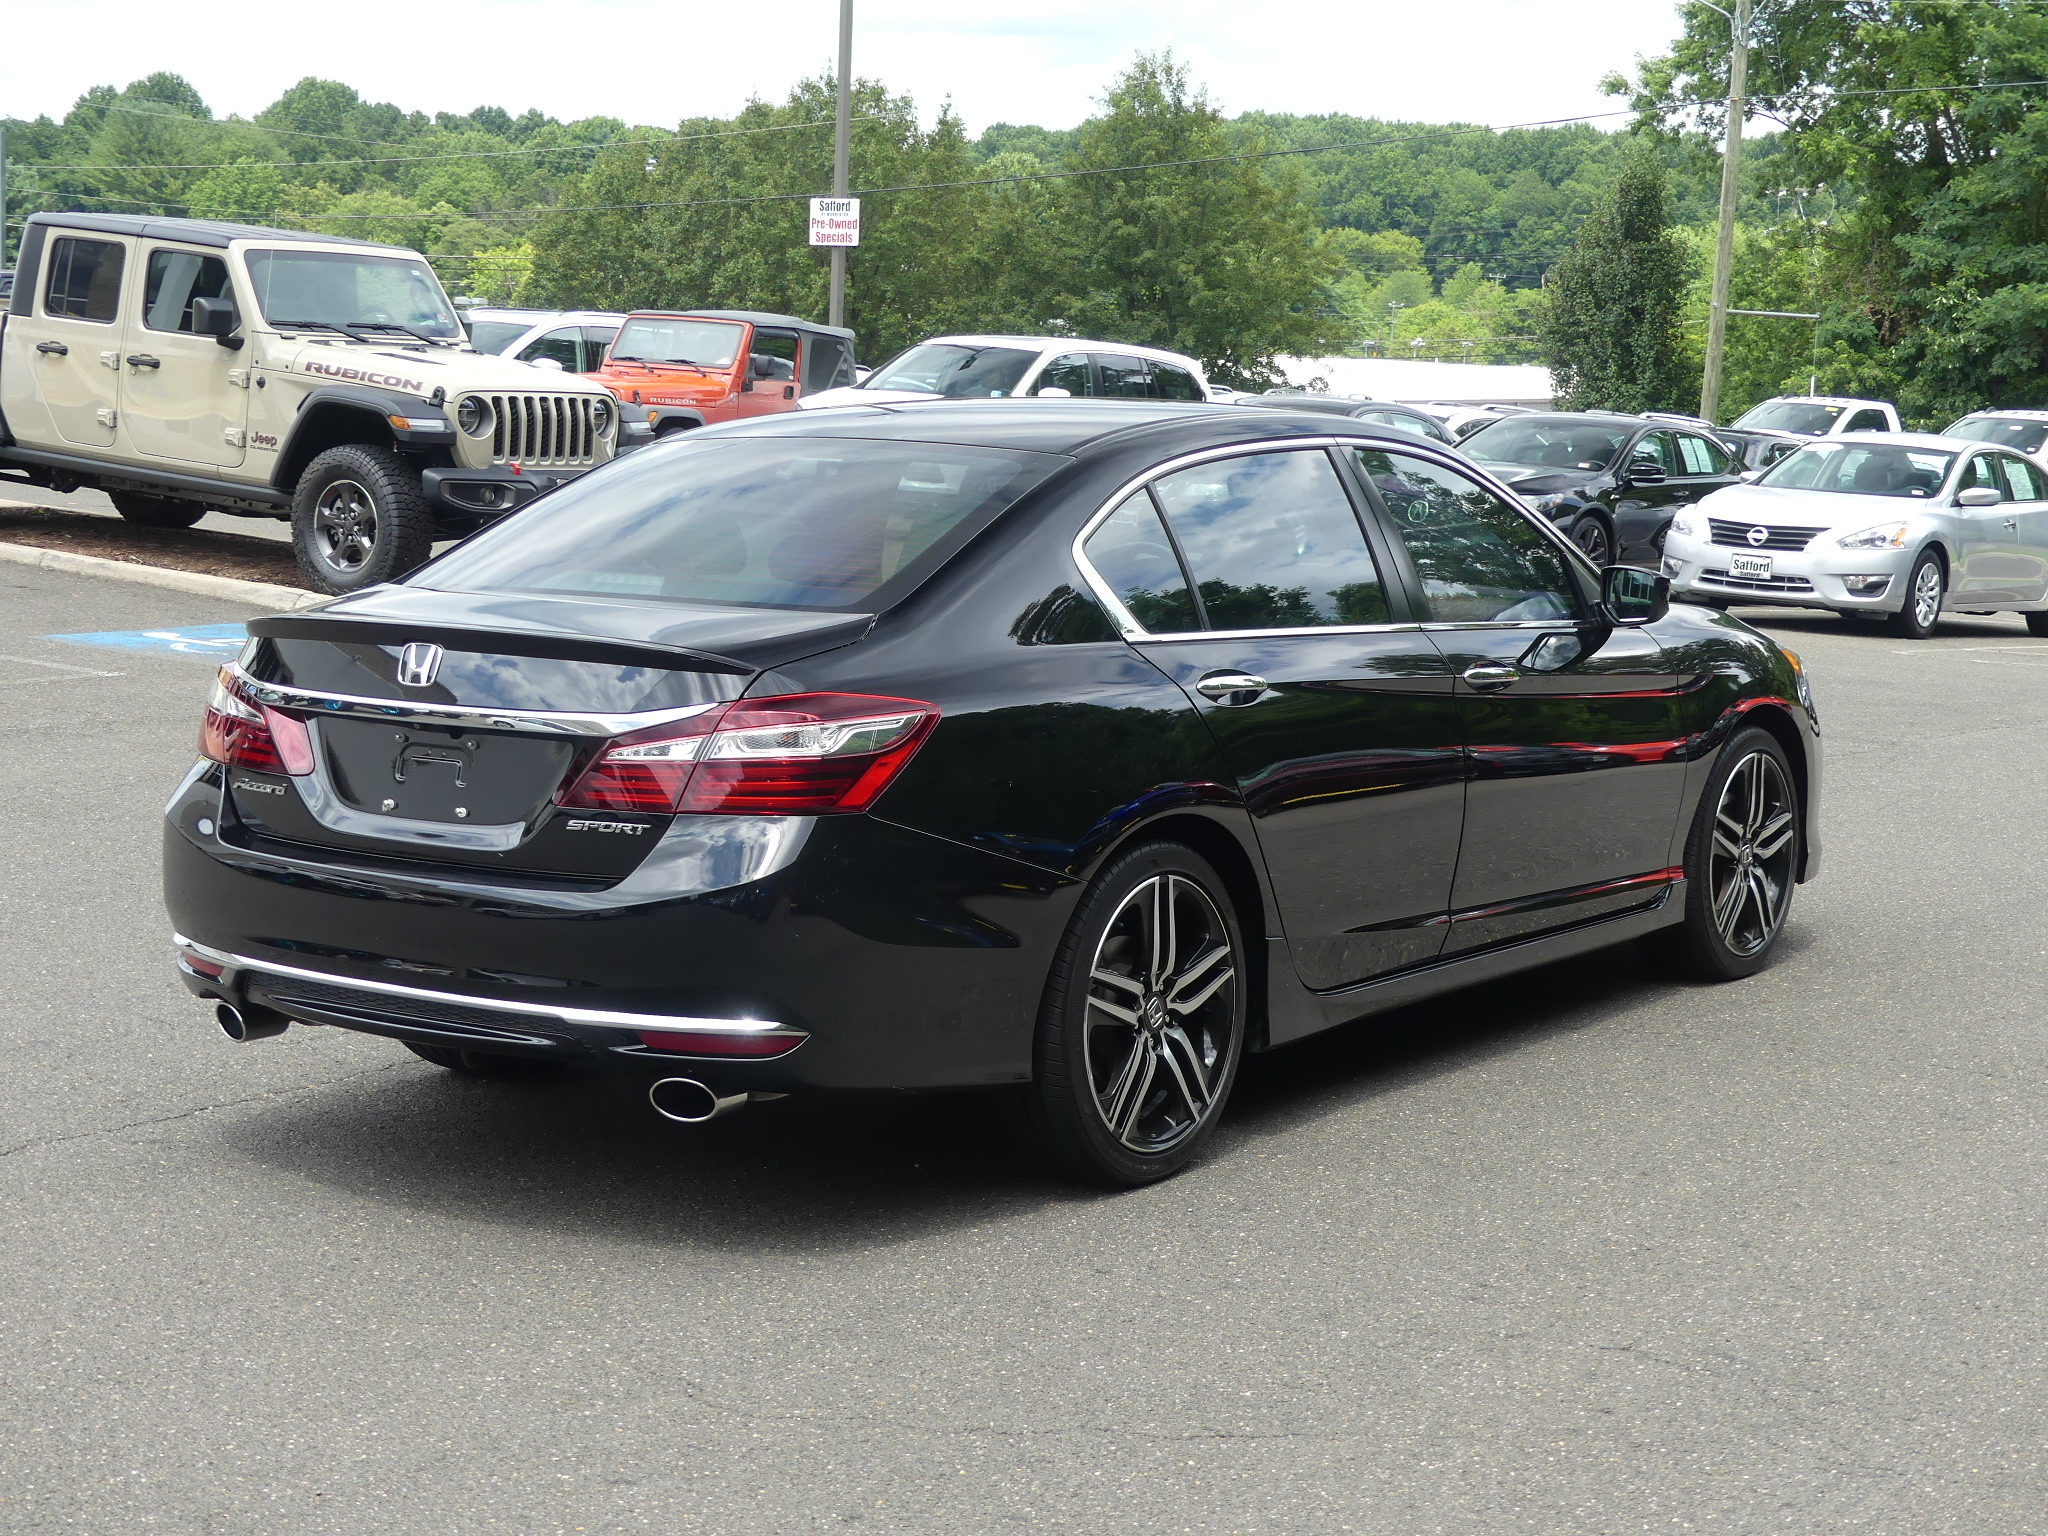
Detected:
[0,213,618,593]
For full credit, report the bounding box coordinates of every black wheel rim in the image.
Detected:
[1709,751,1797,957]
[1574,519,1612,566]
[313,478,379,573]
[1082,874,1238,1154]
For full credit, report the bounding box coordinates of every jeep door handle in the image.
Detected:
[1461,664,1521,692]
[1194,671,1268,703]
[124,353,161,369]
[35,340,68,356]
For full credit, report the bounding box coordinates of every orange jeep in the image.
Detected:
[594,309,859,444]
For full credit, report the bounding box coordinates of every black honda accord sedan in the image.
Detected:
[165,400,1821,1185]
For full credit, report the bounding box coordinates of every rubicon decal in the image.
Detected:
[300,360,425,394]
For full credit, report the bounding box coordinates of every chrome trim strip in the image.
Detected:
[1134,622,1425,643]
[228,665,721,737]
[174,936,790,1034]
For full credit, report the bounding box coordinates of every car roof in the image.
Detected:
[688,397,1443,456]
[904,335,1209,372]
[466,308,625,322]
[1477,412,1652,429]
[22,211,404,252]
[1761,395,1888,407]
[1783,430,1978,451]
[1954,408,2048,421]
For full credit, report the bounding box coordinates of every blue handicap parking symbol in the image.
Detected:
[45,622,248,662]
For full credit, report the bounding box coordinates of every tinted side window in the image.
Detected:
[1150,362,1205,401]
[1632,431,1678,474]
[1357,450,1580,624]
[142,249,231,334]
[1083,492,1198,633]
[519,329,583,369]
[1095,354,1152,398]
[44,237,124,323]
[2000,455,2044,502]
[1845,409,1889,432]
[1151,451,1388,630]
[1033,353,1096,396]
[582,326,620,372]
[1961,454,2007,498]
[1677,434,1725,476]
[801,333,855,392]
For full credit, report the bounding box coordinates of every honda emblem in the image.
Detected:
[396,642,445,688]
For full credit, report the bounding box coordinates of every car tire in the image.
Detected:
[2025,612,2048,637]
[1016,841,1247,1187]
[1886,549,1945,639]
[404,1041,559,1079]
[1642,726,1800,982]
[109,491,206,529]
[1569,515,1615,568]
[292,444,435,594]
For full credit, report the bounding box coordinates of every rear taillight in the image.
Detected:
[199,668,313,776]
[635,1028,803,1058]
[558,692,937,816]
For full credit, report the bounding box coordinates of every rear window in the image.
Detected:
[413,436,1069,612]
[1943,416,2048,455]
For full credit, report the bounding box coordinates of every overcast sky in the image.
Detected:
[3,0,1687,136]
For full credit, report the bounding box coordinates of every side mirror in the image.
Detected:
[1956,485,2002,507]
[749,355,777,379]
[1035,386,1073,398]
[1627,461,1667,486]
[1739,468,1764,482]
[526,356,565,372]
[1599,563,1670,626]
[191,296,242,349]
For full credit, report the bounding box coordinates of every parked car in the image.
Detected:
[1939,408,2048,464]
[166,399,1819,1186]
[800,336,1210,408]
[1236,391,1454,444]
[590,309,859,442]
[464,307,625,374]
[0,270,13,302]
[1717,395,1902,470]
[1412,403,1536,441]
[1661,430,2048,638]
[1459,410,1745,567]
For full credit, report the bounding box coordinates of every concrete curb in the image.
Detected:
[0,539,324,612]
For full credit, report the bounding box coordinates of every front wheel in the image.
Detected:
[291,444,435,594]
[1886,549,1945,639]
[109,491,205,529]
[1642,726,1800,981]
[1016,842,1247,1187]
[2025,611,2048,637]
[1569,515,1615,568]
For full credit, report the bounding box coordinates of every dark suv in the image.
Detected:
[1459,412,1745,567]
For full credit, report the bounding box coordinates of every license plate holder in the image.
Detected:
[1729,552,1774,579]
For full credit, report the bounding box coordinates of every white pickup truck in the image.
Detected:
[1716,394,1903,470]
[0,214,619,592]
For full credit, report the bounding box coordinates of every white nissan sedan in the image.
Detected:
[1661,432,2048,639]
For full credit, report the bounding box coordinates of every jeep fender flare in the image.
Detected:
[274,385,454,489]
[645,407,707,436]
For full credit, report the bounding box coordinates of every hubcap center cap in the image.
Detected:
[1142,995,1167,1029]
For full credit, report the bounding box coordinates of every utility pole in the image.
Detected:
[1,126,9,270]
[1699,0,1751,423]
[828,0,853,329]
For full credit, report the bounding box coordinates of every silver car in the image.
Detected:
[1660,431,2048,639]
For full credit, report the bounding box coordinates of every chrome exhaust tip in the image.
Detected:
[648,1076,750,1124]
[216,1001,289,1043]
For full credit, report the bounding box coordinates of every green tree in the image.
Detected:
[1540,156,1691,411]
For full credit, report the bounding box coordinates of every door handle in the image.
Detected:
[125,354,161,370]
[1194,671,1268,704]
[1461,664,1521,692]
[2005,519,2020,530]
[34,340,68,356]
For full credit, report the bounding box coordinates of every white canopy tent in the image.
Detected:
[1270,357,1554,408]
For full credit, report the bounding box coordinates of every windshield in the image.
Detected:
[1732,401,1844,435]
[243,249,461,338]
[412,437,1068,611]
[468,320,530,354]
[862,344,1037,398]
[1943,416,2048,454]
[609,317,744,369]
[1757,441,1954,498]
[1461,418,1630,472]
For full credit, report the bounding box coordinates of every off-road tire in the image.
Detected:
[1014,841,1247,1187]
[109,491,206,529]
[1642,726,1800,982]
[291,444,435,594]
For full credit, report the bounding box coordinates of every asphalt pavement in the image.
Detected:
[3,563,2046,1535]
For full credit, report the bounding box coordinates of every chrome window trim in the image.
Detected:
[1131,622,1424,643]
[174,935,790,1034]
[228,664,722,737]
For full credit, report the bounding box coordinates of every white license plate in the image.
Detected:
[1729,553,1774,579]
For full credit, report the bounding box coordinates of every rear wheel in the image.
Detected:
[2026,612,2048,637]
[292,444,435,594]
[109,491,205,529]
[1643,726,1800,981]
[404,1041,558,1079]
[1016,842,1247,1187]
[1886,549,1944,639]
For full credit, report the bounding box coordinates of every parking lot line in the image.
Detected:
[0,652,123,684]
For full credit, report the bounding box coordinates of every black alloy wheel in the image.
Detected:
[109,490,205,529]
[291,444,435,594]
[1643,726,1799,981]
[404,1041,559,1079]
[1018,842,1246,1186]
[1570,515,1615,568]
[1886,548,1945,639]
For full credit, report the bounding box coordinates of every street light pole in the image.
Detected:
[1699,0,1751,424]
[828,0,853,329]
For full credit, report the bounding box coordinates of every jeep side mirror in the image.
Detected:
[191,296,242,349]
[749,355,776,379]
[1627,460,1667,486]
[1600,564,1669,626]
[1956,485,2002,507]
